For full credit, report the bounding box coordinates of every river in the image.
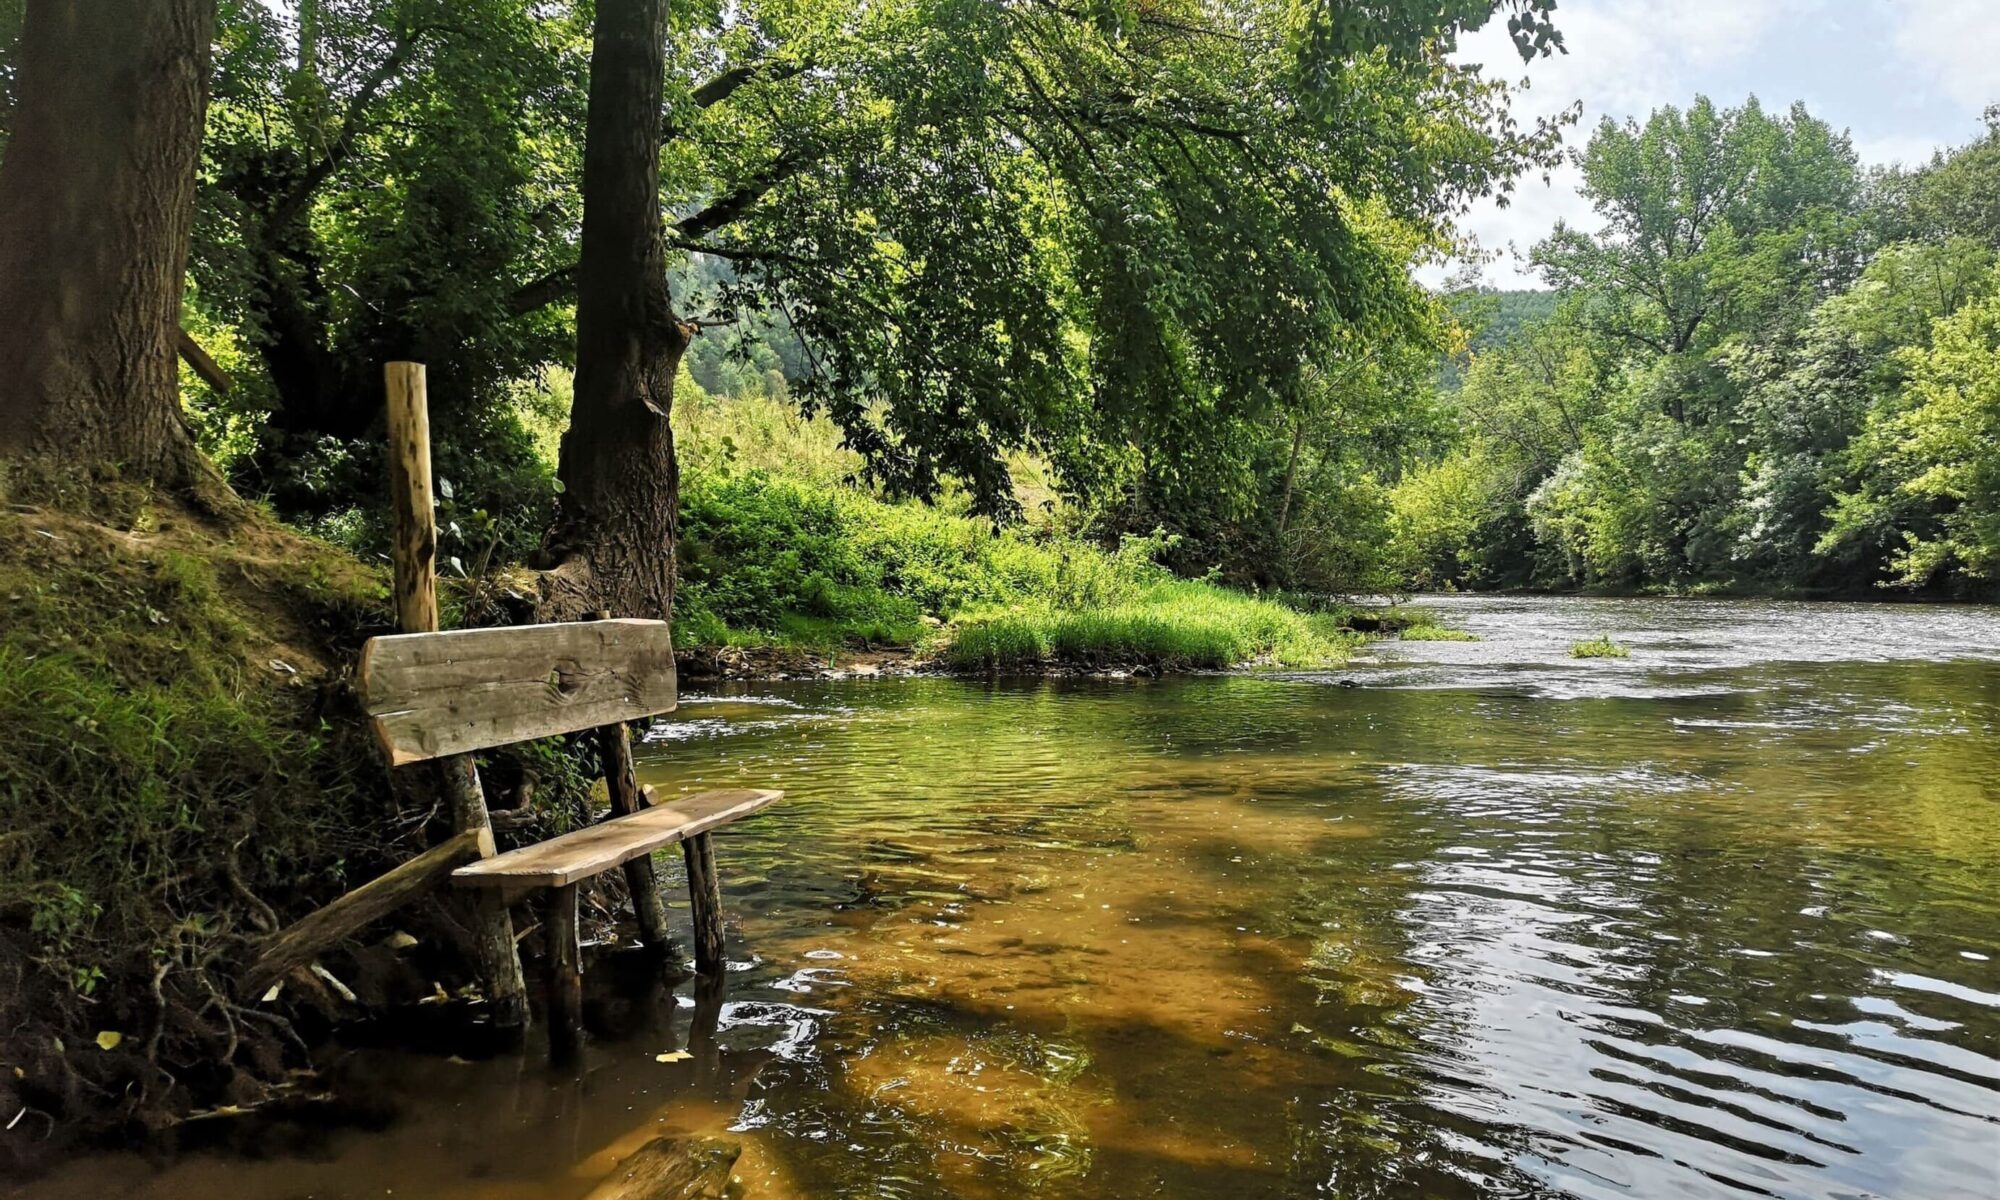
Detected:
[19,596,2000,1198]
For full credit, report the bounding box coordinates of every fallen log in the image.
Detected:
[243,828,491,997]
[584,1135,741,1200]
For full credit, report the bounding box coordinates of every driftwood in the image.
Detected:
[243,829,489,997]
[583,1135,741,1200]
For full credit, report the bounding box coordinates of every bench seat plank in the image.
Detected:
[360,618,677,765]
[453,789,781,889]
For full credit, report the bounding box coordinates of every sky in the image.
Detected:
[1443,0,2000,288]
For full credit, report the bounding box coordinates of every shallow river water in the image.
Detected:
[23,596,2000,1198]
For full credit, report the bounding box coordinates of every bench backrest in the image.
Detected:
[358,618,677,765]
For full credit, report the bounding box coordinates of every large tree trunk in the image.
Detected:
[539,0,686,622]
[0,0,214,487]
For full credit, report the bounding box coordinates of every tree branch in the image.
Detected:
[505,264,580,317]
[665,58,811,141]
[504,152,816,317]
[270,27,437,228]
[675,150,812,240]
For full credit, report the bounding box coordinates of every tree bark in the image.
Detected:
[539,0,686,622]
[0,0,214,486]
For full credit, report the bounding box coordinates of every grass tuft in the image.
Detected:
[1570,635,1630,658]
[942,580,1361,672]
[1398,624,1479,642]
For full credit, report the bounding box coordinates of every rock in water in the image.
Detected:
[584,1135,742,1200]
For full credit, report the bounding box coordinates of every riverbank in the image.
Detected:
[0,488,414,1170]
[675,598,1450,680]
[672,469,1442,677]
[21,604,2000,1200]
[0,482,1411,1169]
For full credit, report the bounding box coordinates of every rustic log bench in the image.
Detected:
[355,615,781,1056]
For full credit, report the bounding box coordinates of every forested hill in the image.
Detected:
[1395,101,2000,599]
[1462,289,1561,352]
[1438,289,1560,389]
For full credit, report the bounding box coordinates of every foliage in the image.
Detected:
[1391,98,2000,599]
[1828,269,2000,584]
[170,0,589,556]
[673,436,1362,669]
[666,0,1562,524]
[1533,97,1861,366]
[101,0,1570,597]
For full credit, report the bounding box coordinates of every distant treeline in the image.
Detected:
[1396,99,2000,598]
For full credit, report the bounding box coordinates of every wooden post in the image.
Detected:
[384,362,440,632]
[547,882,584,1062]
[385,361,530,1030]
[683,834,725,975]
[588,611,673,960]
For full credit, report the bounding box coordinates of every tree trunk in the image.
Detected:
[0,0,214,487]
[1276,413,1306,541]
[539,0,686,622]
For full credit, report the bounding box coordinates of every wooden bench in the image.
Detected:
[357,616,780,1056]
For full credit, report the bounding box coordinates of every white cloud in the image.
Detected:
[1436,0,1809,287]
[1850,132,1949,170]
[1891,0,2000,112]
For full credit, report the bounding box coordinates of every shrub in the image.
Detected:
[1570,635,1630,658]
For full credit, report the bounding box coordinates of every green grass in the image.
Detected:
[0,495,423,1133]
[673,463,1366,672]
[1387,608,1478,641]
[1570,635,1630,658]
[1399,624,1479,642]
[943,579,1362,672]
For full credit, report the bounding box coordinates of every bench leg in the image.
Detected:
[547,882,584,1061]
[683,833,725,975]
[595,719,674,960]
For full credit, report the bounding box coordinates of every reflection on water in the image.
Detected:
[20,597,2000,1199]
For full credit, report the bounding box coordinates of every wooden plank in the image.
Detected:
[359,618,677,764]
[243,829,490,998]
[453,789,780,889]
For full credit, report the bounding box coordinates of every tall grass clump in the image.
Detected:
[1398,624,1479,641]
[674,466,1363,671]
[944,580,1361,672]
[1570,635,1630,658]
[669,393,1370,671]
